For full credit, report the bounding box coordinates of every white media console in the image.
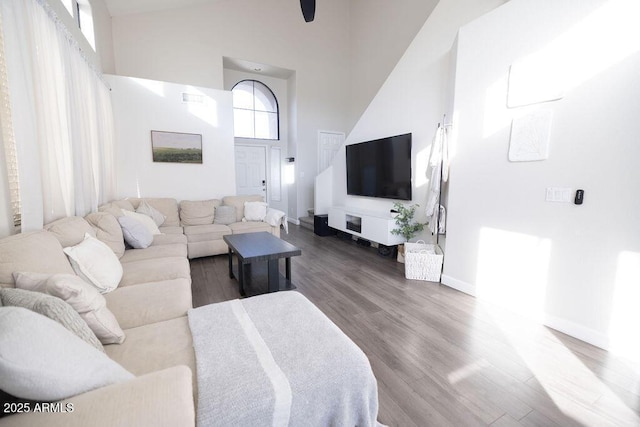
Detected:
[328,206,405,246]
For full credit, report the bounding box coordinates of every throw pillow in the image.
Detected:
[0,288,103,352]
[63,233,123,294]
[85,212,126,258]
[118,216,153,249]
[244,201,268,221]
[122,210,161,235]
[0,307,133,401]
[214,205,237,225]
[136,200,166,227]
[13,272,126,345]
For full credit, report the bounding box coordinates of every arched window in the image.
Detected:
[232,80,279,140]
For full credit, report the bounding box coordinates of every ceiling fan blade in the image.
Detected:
[300,0,316,22]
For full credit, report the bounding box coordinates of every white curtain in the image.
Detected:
[0,0,115,230]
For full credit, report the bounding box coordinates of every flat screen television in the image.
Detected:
[346,133,412,201]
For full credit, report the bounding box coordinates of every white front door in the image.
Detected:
[235,145,267,198]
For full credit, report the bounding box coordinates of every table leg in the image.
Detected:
[285,257,291,281]
[238,261,245,297]
[228,248,234,278]
[268,259,279,293]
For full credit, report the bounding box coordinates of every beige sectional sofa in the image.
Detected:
[0,194,283,426]
[0,213,196,426]
[100,195,280,259]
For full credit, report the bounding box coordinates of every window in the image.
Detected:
[61,0,74,16]
[61,0,95,50]
[232,80,279,140]
[76,0,95,51]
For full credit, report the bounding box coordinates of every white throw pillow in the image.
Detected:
[244,201,268,221]
[118,216,153,249]
[123,210,161,235]
[63,233,123,294]
[136,200,166,226]
[0,307,133,401]
[14,272,126,345]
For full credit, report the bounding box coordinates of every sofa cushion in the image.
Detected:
[118,216,153,249]
[152,233,187,246]
[0,307,133,401]
[183,224,231,243]
[0,287,103,352]
[228,221,273,235]
[159,225,184,235]
[0,231,74,288]
[105,317,196,390]
[1,367,196,427]
[122,210,161,235]
[112,199,135,212]
[14,272,126,345]
[214,205,236,225]
[85,212,126,259]
[44,216,96,248]
[104,279,192,330]
[222,195,264,223]
[180,199,220,226]
[186,240,229,259]
[99,202,125,217]
[119,243,188,263]
[63,233,123,294]
[137,200,166,226]
[128,198,180,227]
[120,258,191,287]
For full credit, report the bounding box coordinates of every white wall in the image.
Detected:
[106,74,236,200]
[332,0,506,243]
[443,0,640,352]
[347,0,439,129]
[90,0,115,73]
[223,69,290,213]
[110,0,350,221]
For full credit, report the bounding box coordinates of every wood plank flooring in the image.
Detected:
[190,226,640,426]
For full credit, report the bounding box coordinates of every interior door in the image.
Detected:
[318,131,345,173]
[235,145,267,199]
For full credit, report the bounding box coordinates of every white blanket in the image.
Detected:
[188,292,379,426]
[264,208,288,234]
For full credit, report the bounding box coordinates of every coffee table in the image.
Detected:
[224,232,302,297]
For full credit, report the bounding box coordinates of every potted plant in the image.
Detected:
[391,202,425,263]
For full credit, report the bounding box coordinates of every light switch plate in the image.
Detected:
[546,187,572,202]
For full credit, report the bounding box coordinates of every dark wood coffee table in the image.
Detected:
[224,232,302,297]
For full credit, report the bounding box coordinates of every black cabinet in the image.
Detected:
[314,214,336,236]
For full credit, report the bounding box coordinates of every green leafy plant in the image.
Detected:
[391,202,425,242]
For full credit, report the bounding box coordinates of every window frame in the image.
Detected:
[231,79,280,141]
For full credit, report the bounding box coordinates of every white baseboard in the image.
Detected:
[288,218,300,226]
[440,275,609,351]
[441,274,476,296]
[543,313,609,350]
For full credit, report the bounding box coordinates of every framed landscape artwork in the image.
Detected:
[151,130,202,164]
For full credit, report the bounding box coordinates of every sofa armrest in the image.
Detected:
[0,366,194,427]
